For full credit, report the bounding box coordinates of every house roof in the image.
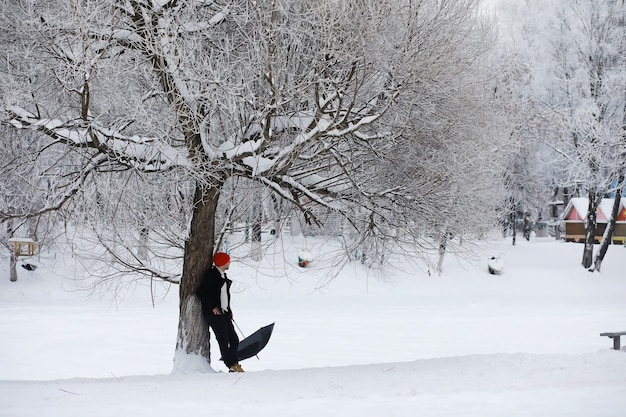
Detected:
[562,197,626,222]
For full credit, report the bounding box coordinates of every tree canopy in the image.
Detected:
[1,0,505,366]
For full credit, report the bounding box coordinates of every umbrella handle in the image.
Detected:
[232,318,245,338]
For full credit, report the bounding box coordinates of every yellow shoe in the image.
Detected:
[229,364,245,373]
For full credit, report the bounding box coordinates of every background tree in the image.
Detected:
[495,0,626,266]
[373,4,507,273]
[491,4,574,245]
[539,0,626,269]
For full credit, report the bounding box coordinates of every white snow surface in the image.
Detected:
[1,236,626,416]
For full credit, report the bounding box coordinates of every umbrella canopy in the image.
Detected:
[238,323,275,361]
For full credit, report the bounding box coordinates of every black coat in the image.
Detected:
[196,266,233,318]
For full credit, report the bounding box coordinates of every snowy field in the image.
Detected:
[1,235,626,416]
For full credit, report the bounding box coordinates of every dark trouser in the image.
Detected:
[206,312,239,368]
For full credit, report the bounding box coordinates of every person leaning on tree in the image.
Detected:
[196,252,244,373]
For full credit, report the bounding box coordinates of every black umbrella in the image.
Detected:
[237,322,275,361]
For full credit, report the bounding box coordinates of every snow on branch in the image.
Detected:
[6,106,190,172]
[215,101,393,184]
[255,175,344,228]
[324,115,380,137]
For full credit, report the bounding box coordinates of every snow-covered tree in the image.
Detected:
[0,125,61,281]
[495,0,626,266]
[1,0,501,368]
[536,0,626,269]
[370,6,507,272]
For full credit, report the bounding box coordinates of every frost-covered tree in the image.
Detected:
[0,125,60,281]
[492,50,568,243]
[372,7,506,272]
[1,0,500,368]
[496,0,626,267]
[539,0,626,269]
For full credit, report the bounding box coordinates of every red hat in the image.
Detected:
[213,252,230,267]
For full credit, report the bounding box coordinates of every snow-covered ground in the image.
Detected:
[1,235,626,416]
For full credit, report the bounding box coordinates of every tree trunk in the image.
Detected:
[10,251,18,282]
[250,194,263,261]
[137,227,149,261]
[7,218,17,282]
[594,177,624,272]
[511,206,517,246]
[173,183,220,373]
[582,189,600,269]
[436,229,448,275]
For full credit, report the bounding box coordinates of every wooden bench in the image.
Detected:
[566,235,626,245]
[613,236,626,245]
[564,234,601,243]
[600,331,626,350]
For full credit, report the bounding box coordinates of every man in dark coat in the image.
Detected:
[196,252,244,373]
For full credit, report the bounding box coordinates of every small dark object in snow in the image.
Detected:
[21,263,37,271]
[297,249,314,267]
[487,256,504,275]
